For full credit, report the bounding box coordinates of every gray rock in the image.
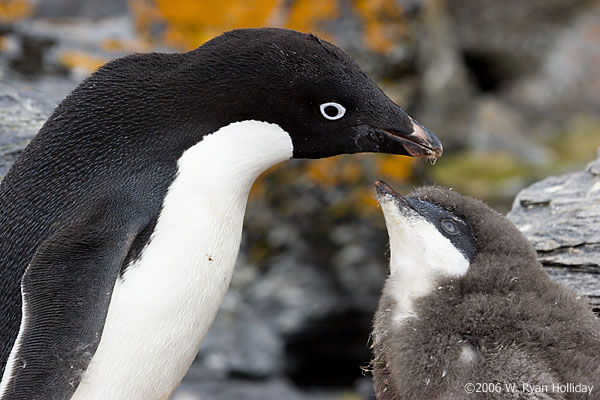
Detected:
[467,97,550,165]
[6,16,145,80]
[0,83,48,142]
[447,0,594,79]
[0,82,47,177]
[415,0,476,148]
[0,77,76,178]
[172,379,309,400]
[173,377,368,400]
[508,150,600,311]
[246,257,340,335]
[189,309,284,380]
[33,0,129,19]
[506,3,600,120]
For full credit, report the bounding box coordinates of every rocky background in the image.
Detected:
[1,1,599,399]
[508,153,600,315]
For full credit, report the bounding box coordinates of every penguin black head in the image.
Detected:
[374,181,540,291]
[43,28,442,172]
[375,181,477,295]
[376,180,476,267]
[179,28,443,160]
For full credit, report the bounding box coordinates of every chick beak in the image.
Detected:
[374,180,416,213]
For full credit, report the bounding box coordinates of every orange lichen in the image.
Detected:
[0,0,32,22]
[101,38,150,52]
[130,0,341,50]
[353,0,406,53]
[306,158,340,187]
[356,186,380,210]
[306,153,414,188]
[376,154,414,180]
[131,0,410,56]
[285,0,338,38]
[155,0,281,49]
[306,156,365,187]
[250,164,284,197]
[59,51,107,74]
[128,0,164,43]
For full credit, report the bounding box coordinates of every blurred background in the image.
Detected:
[1,0,599,399]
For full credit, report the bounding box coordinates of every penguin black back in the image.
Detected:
[0,51,179,381]
[372,183,600,399]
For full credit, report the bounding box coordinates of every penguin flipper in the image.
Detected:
[1,214,146,400]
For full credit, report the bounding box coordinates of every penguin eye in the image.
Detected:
[440,219,459,235]
[320,102,346,120]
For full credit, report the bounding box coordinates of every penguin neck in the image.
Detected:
[160,119,295,256]
[145,118,294,307]
[383,215,470,324]
[177,120,294,207]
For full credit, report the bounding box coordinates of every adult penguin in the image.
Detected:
[0,28,442,399]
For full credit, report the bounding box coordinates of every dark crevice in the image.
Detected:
[519,199,551,207]
[588,296,600,314]
[228,370,269,381]
[284,310,373,389]
[462,51,513,93]
[542,260,600,269]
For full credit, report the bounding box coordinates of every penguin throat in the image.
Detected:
[180,120,294,197]
[381,202,470,324]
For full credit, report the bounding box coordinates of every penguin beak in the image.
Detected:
[379,117,443,160]
[375,180,419,214]
[394,117,443,159]
[355,116,443,161]
[375,180,405,203]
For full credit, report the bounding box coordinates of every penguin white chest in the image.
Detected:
[71,121,293,400]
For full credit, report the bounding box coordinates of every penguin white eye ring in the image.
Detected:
[320,102,346,120]
[440,218,459,235]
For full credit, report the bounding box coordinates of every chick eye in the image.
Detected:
[320,102,346,120]
[441,219,459,235]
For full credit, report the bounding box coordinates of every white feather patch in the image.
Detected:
[380,198,469,324]
[70,120,293,400]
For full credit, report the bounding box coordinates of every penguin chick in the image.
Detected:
[371,181,600,400]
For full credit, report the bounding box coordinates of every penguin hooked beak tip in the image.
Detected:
[374,180,415,213]
[380,117,443,161]
[375,180,404,202]
[375,180,397,199]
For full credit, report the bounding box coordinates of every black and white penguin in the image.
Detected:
[372,182,600,400]
[0,28,442,400]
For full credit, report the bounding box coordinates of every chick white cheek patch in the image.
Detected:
[380,200,470,323]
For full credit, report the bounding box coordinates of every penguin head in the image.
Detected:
[189,28,443,160]
[375,182,540,300]
[375,181,476,291]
